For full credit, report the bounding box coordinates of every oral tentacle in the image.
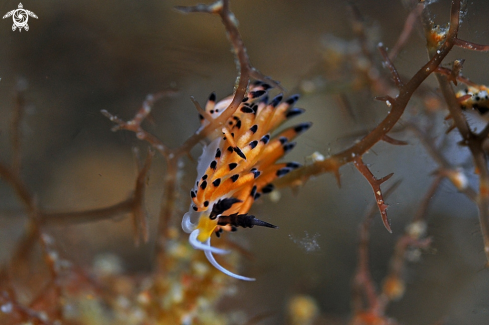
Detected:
[189,229,229,255]
[204,238,256,281]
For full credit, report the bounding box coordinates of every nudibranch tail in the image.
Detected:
[183,82,310,281]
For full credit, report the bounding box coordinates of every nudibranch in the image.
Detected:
[182,81,311,281]
[457,85,489,116]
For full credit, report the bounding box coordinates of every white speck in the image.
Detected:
[406,221,427,239]
[93,253,123,275]
[1,303,13,314]
[289,232,321,253]
[448,167,468,190]
[41,234,54,245]
[117,296,130,309]
[386,100,391,107]
[437,50,440,54]
[39,312,49,321]
[48,251,59,262]
[269,190,281,203]
[311,151,324,162]
[306,151,325,164]
[351,153,356,158]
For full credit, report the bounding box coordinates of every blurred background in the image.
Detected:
[1,0,489,324]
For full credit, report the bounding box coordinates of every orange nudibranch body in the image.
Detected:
[181,81,311,280]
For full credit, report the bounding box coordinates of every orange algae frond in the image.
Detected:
[182,82,311,280]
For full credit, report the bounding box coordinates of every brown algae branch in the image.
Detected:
[174,0,280,157]
[11,80,27,175]
[407,123,477,202]
[101,92,173,159]
[353,180,402,315]
[388,3,424,62]
[0,150,153,230]
[422,1,489,264]
[0,162,36,215]
[276,1,461,231]
[39,198,134,226]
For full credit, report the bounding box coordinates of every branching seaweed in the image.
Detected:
[1,0,489,324]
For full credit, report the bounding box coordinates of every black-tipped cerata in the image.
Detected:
[286,94,300,105]
[212,178,221,187]
[250,185,257,198]
[250,90,266,98]
[276,168,291,177]
[200,180,207,190]
[249,140,258,149]
[261,184,274,193]
[294,122,312,133]
[218,213,278,229]
[251,104,258,114]
[283,142,296,153]
[286,162,301,169]
[286,108,305,118]
[270,94,283,107]
[209,198,242,220]
[241,106,254,113]
[234,147,247,160]
[260,134,270,144]
[252,170,261,179]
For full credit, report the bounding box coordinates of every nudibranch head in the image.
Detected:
[182,81,311,281]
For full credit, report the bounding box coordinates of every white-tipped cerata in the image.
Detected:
[189,229,229,255]
[204,238,256,282]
